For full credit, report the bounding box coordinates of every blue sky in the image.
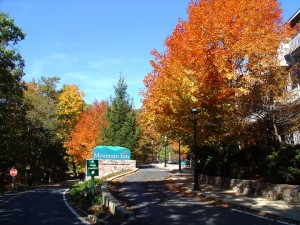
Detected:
[1,0,299,109]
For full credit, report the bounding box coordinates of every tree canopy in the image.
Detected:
[65,101,107,166]
[57,84,85,140]
[0,12,28,191]
[100,76,140,153]
[141,0,292,146]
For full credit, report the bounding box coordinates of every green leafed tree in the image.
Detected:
[25,77,60,133]
[100,76,140,154]
[0,12,27,192]
[0,13,25,105]
[24,77,67,184]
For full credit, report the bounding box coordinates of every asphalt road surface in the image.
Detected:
[0,183,89,225]
[113,166,286,225]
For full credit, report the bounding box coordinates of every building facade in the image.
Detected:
[283,9,300,145]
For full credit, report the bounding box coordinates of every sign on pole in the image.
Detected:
[10,168,17,177]
[86,160,99,206]
[86,159,99,176]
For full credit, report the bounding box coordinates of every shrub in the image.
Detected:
[265,145,300,184]
[199,143,300,184]
[68,179,103,201]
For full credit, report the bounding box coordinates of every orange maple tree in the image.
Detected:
[65,100,107,166]
[141,0,292,144]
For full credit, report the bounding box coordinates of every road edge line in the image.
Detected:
[63,189,91,225]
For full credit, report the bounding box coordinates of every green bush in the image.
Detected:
[265,145,300,184]
[68,170,132,202]
[199,143,300,184]
[68,182,87,199]
[68,179,103,201]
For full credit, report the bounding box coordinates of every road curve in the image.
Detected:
[112,166,286,225]
[0,184,89,225]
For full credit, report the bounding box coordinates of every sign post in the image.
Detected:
[86,160,99,206]
[10,168,17,177]
[91,171,95,206]
[10,168,17,191]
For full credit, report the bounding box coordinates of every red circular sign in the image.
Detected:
[10,168,17,177]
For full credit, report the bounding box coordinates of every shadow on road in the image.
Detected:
[108,174,284,225]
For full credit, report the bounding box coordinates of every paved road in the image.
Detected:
[114,166,286,225]
[0,184,89,225]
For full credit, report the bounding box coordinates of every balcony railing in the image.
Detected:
[289,84,300,102]
[290,32,300,57]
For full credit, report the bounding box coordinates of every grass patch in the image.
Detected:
[68,169,133,217]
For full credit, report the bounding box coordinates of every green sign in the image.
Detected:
[86,159,99,176]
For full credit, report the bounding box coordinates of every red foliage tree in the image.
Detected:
[65,101,107,166]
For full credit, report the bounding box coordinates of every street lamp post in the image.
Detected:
[164,136,167,167]
[26,165,30,188]
[191,106,200,191]
[178,139,182,173]
[151,140,154,163]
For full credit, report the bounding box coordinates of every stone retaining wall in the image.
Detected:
[97,160,136,178]
[200,174,300,204]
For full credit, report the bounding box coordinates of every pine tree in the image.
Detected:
[100,76,140,152]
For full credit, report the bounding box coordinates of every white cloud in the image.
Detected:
[88,56,123,70]
[24,53,79,78]
[58,71,119,103]
[23,52,147,108]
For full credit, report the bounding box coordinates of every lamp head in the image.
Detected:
[191,106,198,114]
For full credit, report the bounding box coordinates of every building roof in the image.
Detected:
[288,8,300,28]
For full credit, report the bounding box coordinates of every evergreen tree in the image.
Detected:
[100,76,140,152]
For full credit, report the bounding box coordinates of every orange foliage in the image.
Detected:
[141,0,292,143]
[65,101,107,165]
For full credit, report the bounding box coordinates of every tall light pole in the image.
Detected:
[178,138,182,173]
[26,165,30,188]
[191,106,200,191]
[164,136,167,167]
[151,140,154,162]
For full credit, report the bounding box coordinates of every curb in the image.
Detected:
[168,173,300,225]
[65,170,139,225]
[101,168,139,221]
